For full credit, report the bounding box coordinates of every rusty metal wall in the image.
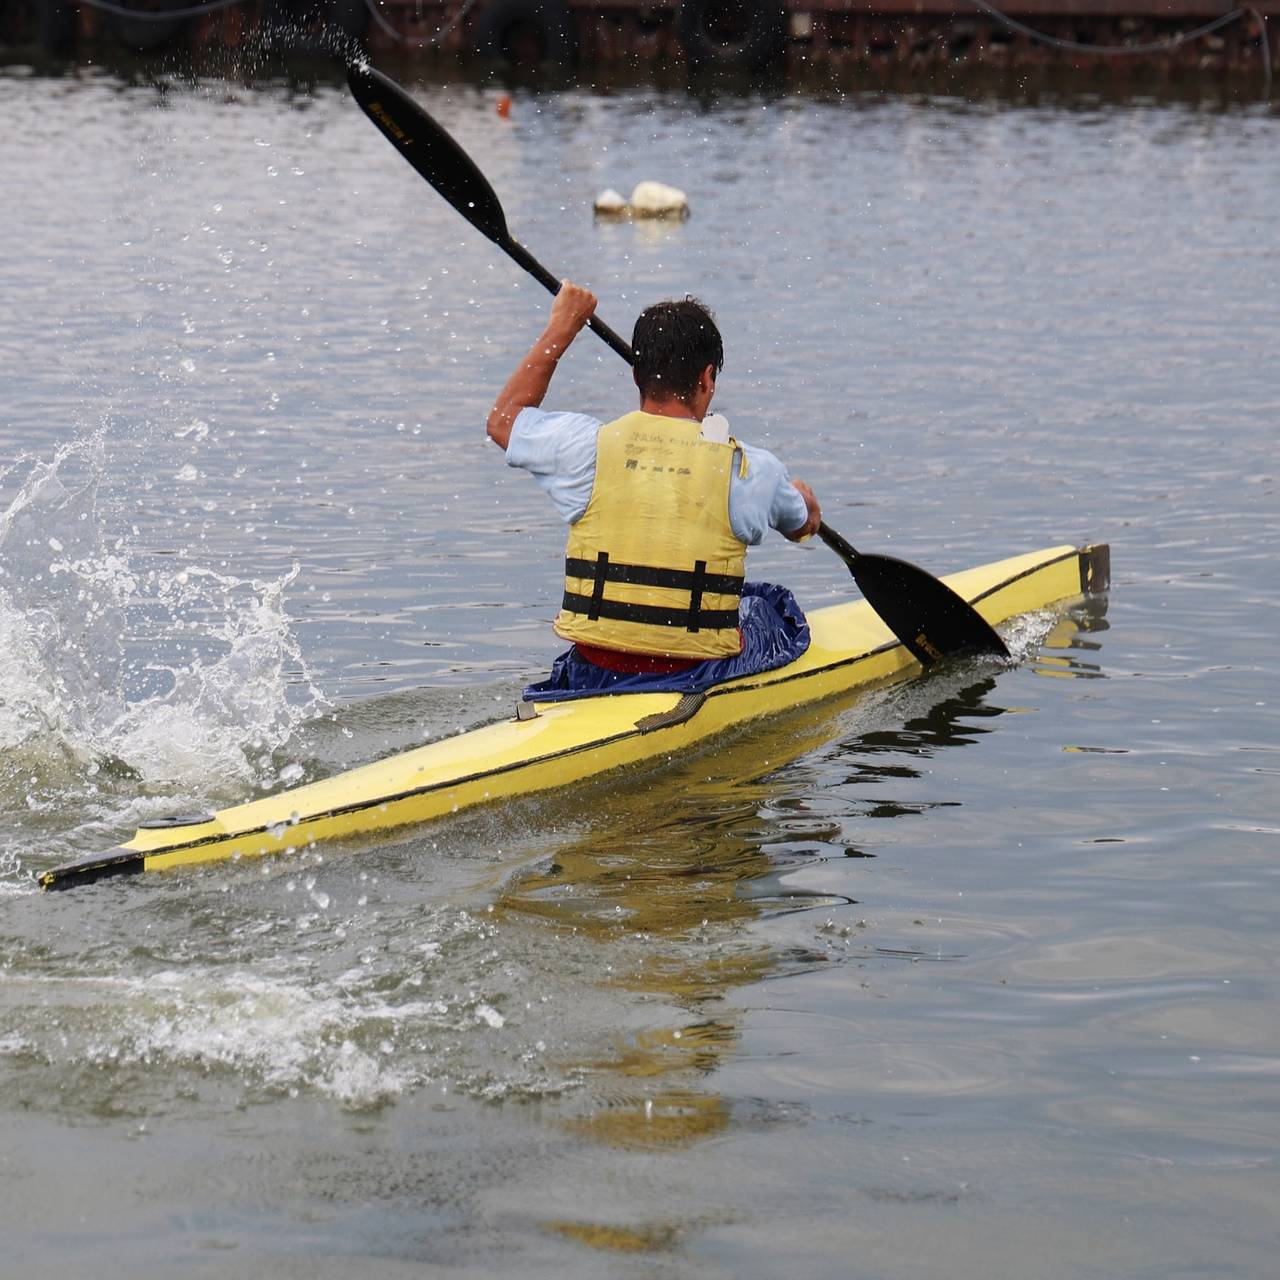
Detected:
[2,0,1275,78]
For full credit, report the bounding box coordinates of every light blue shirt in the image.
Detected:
[505,407,809,545]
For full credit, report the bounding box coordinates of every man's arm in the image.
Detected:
[486,281,598,451]
[781,479,822,542]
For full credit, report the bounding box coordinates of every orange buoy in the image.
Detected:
[496,95,512,119]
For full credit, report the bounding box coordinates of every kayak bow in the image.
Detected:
[40,543,1108,891]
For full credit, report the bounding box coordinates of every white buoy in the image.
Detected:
[629,181,689,219]
[592,188,628,216]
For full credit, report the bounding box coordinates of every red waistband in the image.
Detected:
[573,632,742,675]
[573,643,699,674]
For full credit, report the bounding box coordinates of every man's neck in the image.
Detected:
[639,394,700,422]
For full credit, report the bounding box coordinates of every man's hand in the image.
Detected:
[547,281,597,343]
[783,480,822,542]
[487,280,598,451]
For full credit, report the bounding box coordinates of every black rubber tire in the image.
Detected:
[470,0,577,66]
[677,0,787,72]
[109,0,188,52]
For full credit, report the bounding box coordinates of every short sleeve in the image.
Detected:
[505,407,602,524]
[728,441,810,545]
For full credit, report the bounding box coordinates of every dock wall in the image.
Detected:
[4,0,1276,80]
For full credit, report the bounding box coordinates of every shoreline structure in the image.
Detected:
[6,1,1275,81]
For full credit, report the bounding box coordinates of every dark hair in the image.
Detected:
[631,297,724,402]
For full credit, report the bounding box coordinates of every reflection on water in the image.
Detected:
[1030,603,1110,681]
[492,652,1074,1158]
[826,677,1001,823]
[496,717,831,1151]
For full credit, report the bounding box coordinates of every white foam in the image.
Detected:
[0,433,326,802]
[1002,608,1063,659]
[87,968,419,1107]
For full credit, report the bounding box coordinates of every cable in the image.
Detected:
[73,0,479,51]
[1242,6,1273,88]
[966,1,1249,58]
[361,0,482,49]
[74,0,247,21]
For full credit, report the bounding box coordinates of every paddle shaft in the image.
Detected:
[817,522,861,562]
[504,240,634,364]
[345,66,634,362]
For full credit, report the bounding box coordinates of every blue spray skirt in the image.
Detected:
[523,582,811,702]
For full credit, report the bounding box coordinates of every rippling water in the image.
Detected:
[2,57,1277,1278]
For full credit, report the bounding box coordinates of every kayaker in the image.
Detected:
[487,281,821,697]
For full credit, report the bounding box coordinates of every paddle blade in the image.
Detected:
[846,552,1010,666]
[347,64,510,247]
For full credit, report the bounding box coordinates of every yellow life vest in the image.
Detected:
[554,410,747,659]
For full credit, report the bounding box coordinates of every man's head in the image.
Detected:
[631,297,724,406]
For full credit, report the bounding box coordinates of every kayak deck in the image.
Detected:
[40,543,1109,891]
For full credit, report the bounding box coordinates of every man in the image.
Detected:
[487,281,821,691]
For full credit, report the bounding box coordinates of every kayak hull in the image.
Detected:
[39,543,1109,890]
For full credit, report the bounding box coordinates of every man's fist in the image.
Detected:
[784,480,822,542]
[548,280,598,337]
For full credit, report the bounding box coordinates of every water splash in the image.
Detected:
[0,433,326,823]
[1001,607,1063,659]
[2,902,588,1112]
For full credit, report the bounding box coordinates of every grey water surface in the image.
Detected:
[1,59,1277,1278]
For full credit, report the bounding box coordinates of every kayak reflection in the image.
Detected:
[491,658,1068,1151]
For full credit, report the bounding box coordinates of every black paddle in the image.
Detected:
[346,63,1009,667]
[347,64,632,364]
[814,523,1006,665]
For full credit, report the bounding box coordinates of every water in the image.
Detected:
[2,58,1277,1277]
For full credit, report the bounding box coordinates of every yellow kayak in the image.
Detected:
[40,542,1109,891]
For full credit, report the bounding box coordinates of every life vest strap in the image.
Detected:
[564,555,745,598]
[560,591,740,634]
